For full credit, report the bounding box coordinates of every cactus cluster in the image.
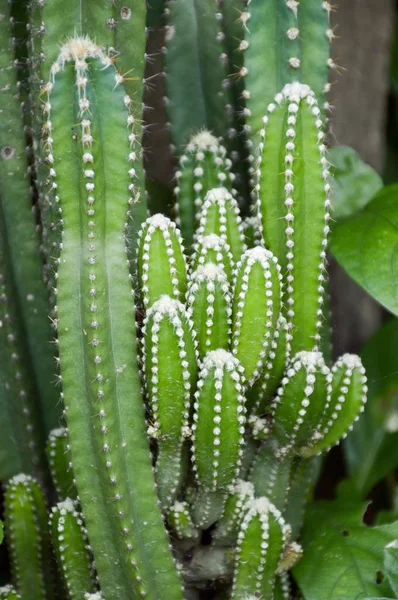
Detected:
[0,1,367,599]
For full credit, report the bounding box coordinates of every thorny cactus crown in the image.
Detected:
[0,0,368,599]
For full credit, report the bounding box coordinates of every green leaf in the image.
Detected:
[331,185,398,315]
[385,541,398,596]
[294,496,398,600]
[329,146,383,221]
[344,318,398,495]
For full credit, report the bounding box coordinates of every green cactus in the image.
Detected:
[50,499,96,600]
[4,474,56,600]
[0,0,60,482]
[0,2,377,599]
[45,38,182,599]
[174,132,233,250]
[255,83,330,355]
[46,428,77,501]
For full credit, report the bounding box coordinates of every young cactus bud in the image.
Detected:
[192,350,246,528]
[174,131,233,250]
[50,499,96,600]
[46,428,77,501]
[0,586,21,600]
[231,497,289,600]
[142,296,198,509]
[137,214,187,310]
[4,474,55,600]
[249,441,292,511]
[191,234,234,282]
[271,351,330,456]
[196,187,246,262]
[187,263,232,357]
[212,480,255,543]
[256,83,330,354]
[232,247,282,385]
[301,354,367,456]
[168,501,200,542]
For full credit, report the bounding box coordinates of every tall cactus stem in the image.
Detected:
[46,428,77,501]
[256,83,331,354]
[46,37,182,599]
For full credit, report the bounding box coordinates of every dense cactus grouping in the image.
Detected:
[0,0,368,599]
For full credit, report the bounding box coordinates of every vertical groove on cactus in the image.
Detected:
[192,350,246,528]
[4,474,56,600]
[232,246,282,385]
[47,38,182,599]
[0,0,60,472]
[242,0,301,147]
[196,187,245,262]
[284,455,322,539]
[174,132,233,250]
[137,214,187,310]
[164,0,229,151]
[187,263,232,357]
[142,295,198,510]
[256,83,330,354]
[231,497,289,600]
[50,498,96,600]
[46,428,77,501]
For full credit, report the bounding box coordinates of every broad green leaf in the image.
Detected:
[329,146,383,221]
[385,541,398,596]
[344,318,398,495]
[331,185,398,315]
[294,497,398,600]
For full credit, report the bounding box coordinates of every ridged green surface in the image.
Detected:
[46,428,77,501]
[4,475,56,600]
[256,84,330,354]
[50,499,96,600]
[48,41,182,599]
[165,0,228,151]
[0,0,59,481]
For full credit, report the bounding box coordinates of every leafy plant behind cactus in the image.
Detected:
[0,1,394,599]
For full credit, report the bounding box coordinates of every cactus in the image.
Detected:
[50,499,96,599]
[4,474,56,600]
[0,2,375,599]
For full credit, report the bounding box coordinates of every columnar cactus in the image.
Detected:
[0,2,372,599]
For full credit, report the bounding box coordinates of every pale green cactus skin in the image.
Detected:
[255,83,330,355]
[231,246,282,385]
[50,499,96,600]
[45,39,182,599]
[174,132,234,250]
[142,295,197,510]
[137,214,188,310]
[187,263,232,357]
[196,187,246,262]
[46,428,77,501]
[192,350,246,528]
[231,497,289,600]
[4,474,56,600]
[250,441,292,511]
